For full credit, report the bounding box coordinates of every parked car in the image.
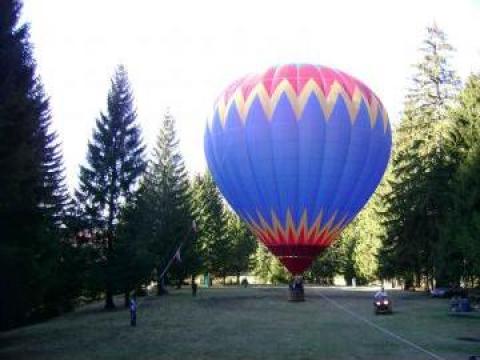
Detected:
[431,287,451,298]
[431,286,467,298]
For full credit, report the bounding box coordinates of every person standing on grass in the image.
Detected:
[130,295,137,326]
[192,280,198,297]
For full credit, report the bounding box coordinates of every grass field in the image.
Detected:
[1,287,479,360]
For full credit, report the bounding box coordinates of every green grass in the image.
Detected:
[1,287,479,359]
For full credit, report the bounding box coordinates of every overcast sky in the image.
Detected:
[22,0,480,189]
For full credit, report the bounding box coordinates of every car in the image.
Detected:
[431,287,451,298]
[431,286,467,298]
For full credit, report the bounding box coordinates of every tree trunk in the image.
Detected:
[124,291,130,308]
[104,233,115,310]
[105,288,115,309]
[404,274,414,290]
[236,273,240,285]
[415,270,421,288]
[105,172,117,310]
[157,274,168,296]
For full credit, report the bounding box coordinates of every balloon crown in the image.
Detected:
[209,64,389,132]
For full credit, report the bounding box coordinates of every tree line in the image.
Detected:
[2,0,480,331]
[0,0,256,330]
[379,24,480,290]
[286,24,480,290]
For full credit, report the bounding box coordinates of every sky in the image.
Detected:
[22,0,480,189]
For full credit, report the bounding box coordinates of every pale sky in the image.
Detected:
[22,0,480,189]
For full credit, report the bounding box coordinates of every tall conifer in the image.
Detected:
[0,0,68,329]
[143,110,192,294]
[381,24,460,288]
[77,65,145,309]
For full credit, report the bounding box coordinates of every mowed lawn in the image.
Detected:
[1,287,479,360]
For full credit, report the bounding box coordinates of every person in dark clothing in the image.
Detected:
[293,276,304,291]
[130,295,137,326]
[192,281,198,297]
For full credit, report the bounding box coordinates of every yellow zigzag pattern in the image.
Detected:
[211,79,389,132]
[245,209,348,247]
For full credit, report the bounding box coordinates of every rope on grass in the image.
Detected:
[318,292,446,360]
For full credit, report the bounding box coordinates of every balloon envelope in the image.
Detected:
[204,64,391,274]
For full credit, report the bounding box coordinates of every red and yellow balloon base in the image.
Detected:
[268,244,326,275]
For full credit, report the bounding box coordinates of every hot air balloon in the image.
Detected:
[204,64,391,277]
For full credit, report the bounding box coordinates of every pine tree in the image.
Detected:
[440,74,480,285]
[224,210,257,284]
[307,242,342,285]
[143,109,192,294]
[76,65,146,309]
[114,195,156,306]
[406,23,460,123]
[0,0,68,329]
[191,173,228,281]
[380,24,460,288]
[251,243,289,284]
[447,73,480,161]
[351,193,385,283]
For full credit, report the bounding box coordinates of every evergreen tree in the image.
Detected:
[251,243,290,284]
[337,221,358,285]
[351,192,386,283]
[191,172,228,281]
[307,240,343,285]
[440,74,480,285]
[114,196,156,306]
[0,0,68,329]
[76,65,146,309]
[445,147,480,286]
[311,217,361,286]
[446,73,480,161]
[406,23,460,123]
[380,24,460,288]
[224,210,257,284]
[143,109,192,294]
[307,191,385,286]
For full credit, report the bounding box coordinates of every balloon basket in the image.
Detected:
[288,288,305,302]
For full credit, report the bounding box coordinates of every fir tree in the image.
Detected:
[114,195,156,306]
[251,243,289,284]
[446,73,480,161]
[307,242,342,285]
[440,74,480,285]
[224,210,257,284]
[191,172,228,280]
[380,24,460,288]
[143,109,192,294]
[0,0,68,329]
[351,193,385,283]
[406,23,460,123]
[76,65,146,309]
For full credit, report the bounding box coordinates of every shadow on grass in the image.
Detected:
[0,333,30,350]
[195,293,287,310]
[457,337,480,342]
